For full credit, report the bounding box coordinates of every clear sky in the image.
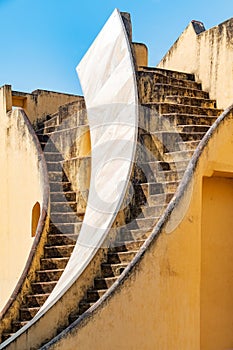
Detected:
[0,0,232,95]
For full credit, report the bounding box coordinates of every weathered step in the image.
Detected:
[155,160,190,172]
[26,293,50,308]
[50,202,77,213]
[137,70,200,89]
[146,192,175,206]
[150,131,206,152]
[47,162,64,172]
[41,257,69,270]
[94,276,118,289]
[50,213,82,224]
[178,140,200,151]
[107,251,137,264]
[130,217,159,230]
[31,281,57,294]
[163,150,194,162]
[86,289,106,303]
[49,222,82,235]
[139,82,210,102]
[36,269,64,282]
[139,66,195,81]
[141,204,166,218]
[40,141,59,152]
[50,182,72,193]
[50,192,76,202]
[47,233,78,246]
[20,307,40,321]
[101,262,128,277]
[11,320,28,333]
[161,113,217,127]
[44,245,75,258]
[156,169,185,182]
[140,181,179,196]
[165,95,216,108]
[78,301,95,314]
[177,124,210,133]
[48,171,69,182]
[115,226,151,242]
[44,152,63,162]
[143,102,223,117]
[109,239,145,253]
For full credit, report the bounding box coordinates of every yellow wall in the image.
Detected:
[0,86,44,311]
[157,19,233,109]
[11,88,82,123]
[42,107,233,350]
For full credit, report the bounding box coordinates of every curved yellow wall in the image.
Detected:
[45,107,233,350]
[0,86,44,311]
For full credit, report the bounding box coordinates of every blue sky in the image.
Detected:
[0,0,232,95]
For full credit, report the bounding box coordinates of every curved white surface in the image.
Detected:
[38,8,138,312]
[0,11,138,346]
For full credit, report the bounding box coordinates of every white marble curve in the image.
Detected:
[0,10,138,346]
[38,8,138,313]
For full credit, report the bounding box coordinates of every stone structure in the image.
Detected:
[0,10,232,350]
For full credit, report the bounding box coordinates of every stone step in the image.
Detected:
[49,222,82,235]
[139,113,216,134]
[47,162,64,172]
[50,192,77,202]
[177,124,210,133]
[26,293,50,308]
[127,217,159,230]
[138,82,209,103]
[94,276,118,290]
[109,239,145,253]
[50,213,82,224]
[101,262,128,277]
[31,281,57,294]
[36,268,64,282]
[141,204,167,218]
[150,131,206,152]
[78,301,95,315]
[40,141,59,152]
[154,160,190,171]
[178,140,200,151]
[43,115,59,129]
[47,233,78,246]
[156,169,185,182]
[44,152,63,162]
[11,320,28,333]
[48,171,69,182]
[163,150,194,162]
[139,66,195,81]
[44,245,75,258]
[165,95,216,108]
[49,182,72,193]
[143,102,223,117]
[140,181,179,196]
[41,257,69,270]
[50,202,77,213]
[20,307,40,321]
[137,70,200,90]
[146,192,174,206]
[107,251,137,264]
[86,289,106,303]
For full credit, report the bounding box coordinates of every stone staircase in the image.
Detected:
[0,67,223,343]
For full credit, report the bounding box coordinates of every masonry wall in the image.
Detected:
[0,86,45,311]
[158,18,233,109]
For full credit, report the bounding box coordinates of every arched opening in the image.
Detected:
[201,175,233,349]
[31,202,41,237]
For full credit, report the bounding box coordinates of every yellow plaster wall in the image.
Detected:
[44,108,233,350]
[0,86,44,311]
[12,89,82,123]
[157,19,233,109]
